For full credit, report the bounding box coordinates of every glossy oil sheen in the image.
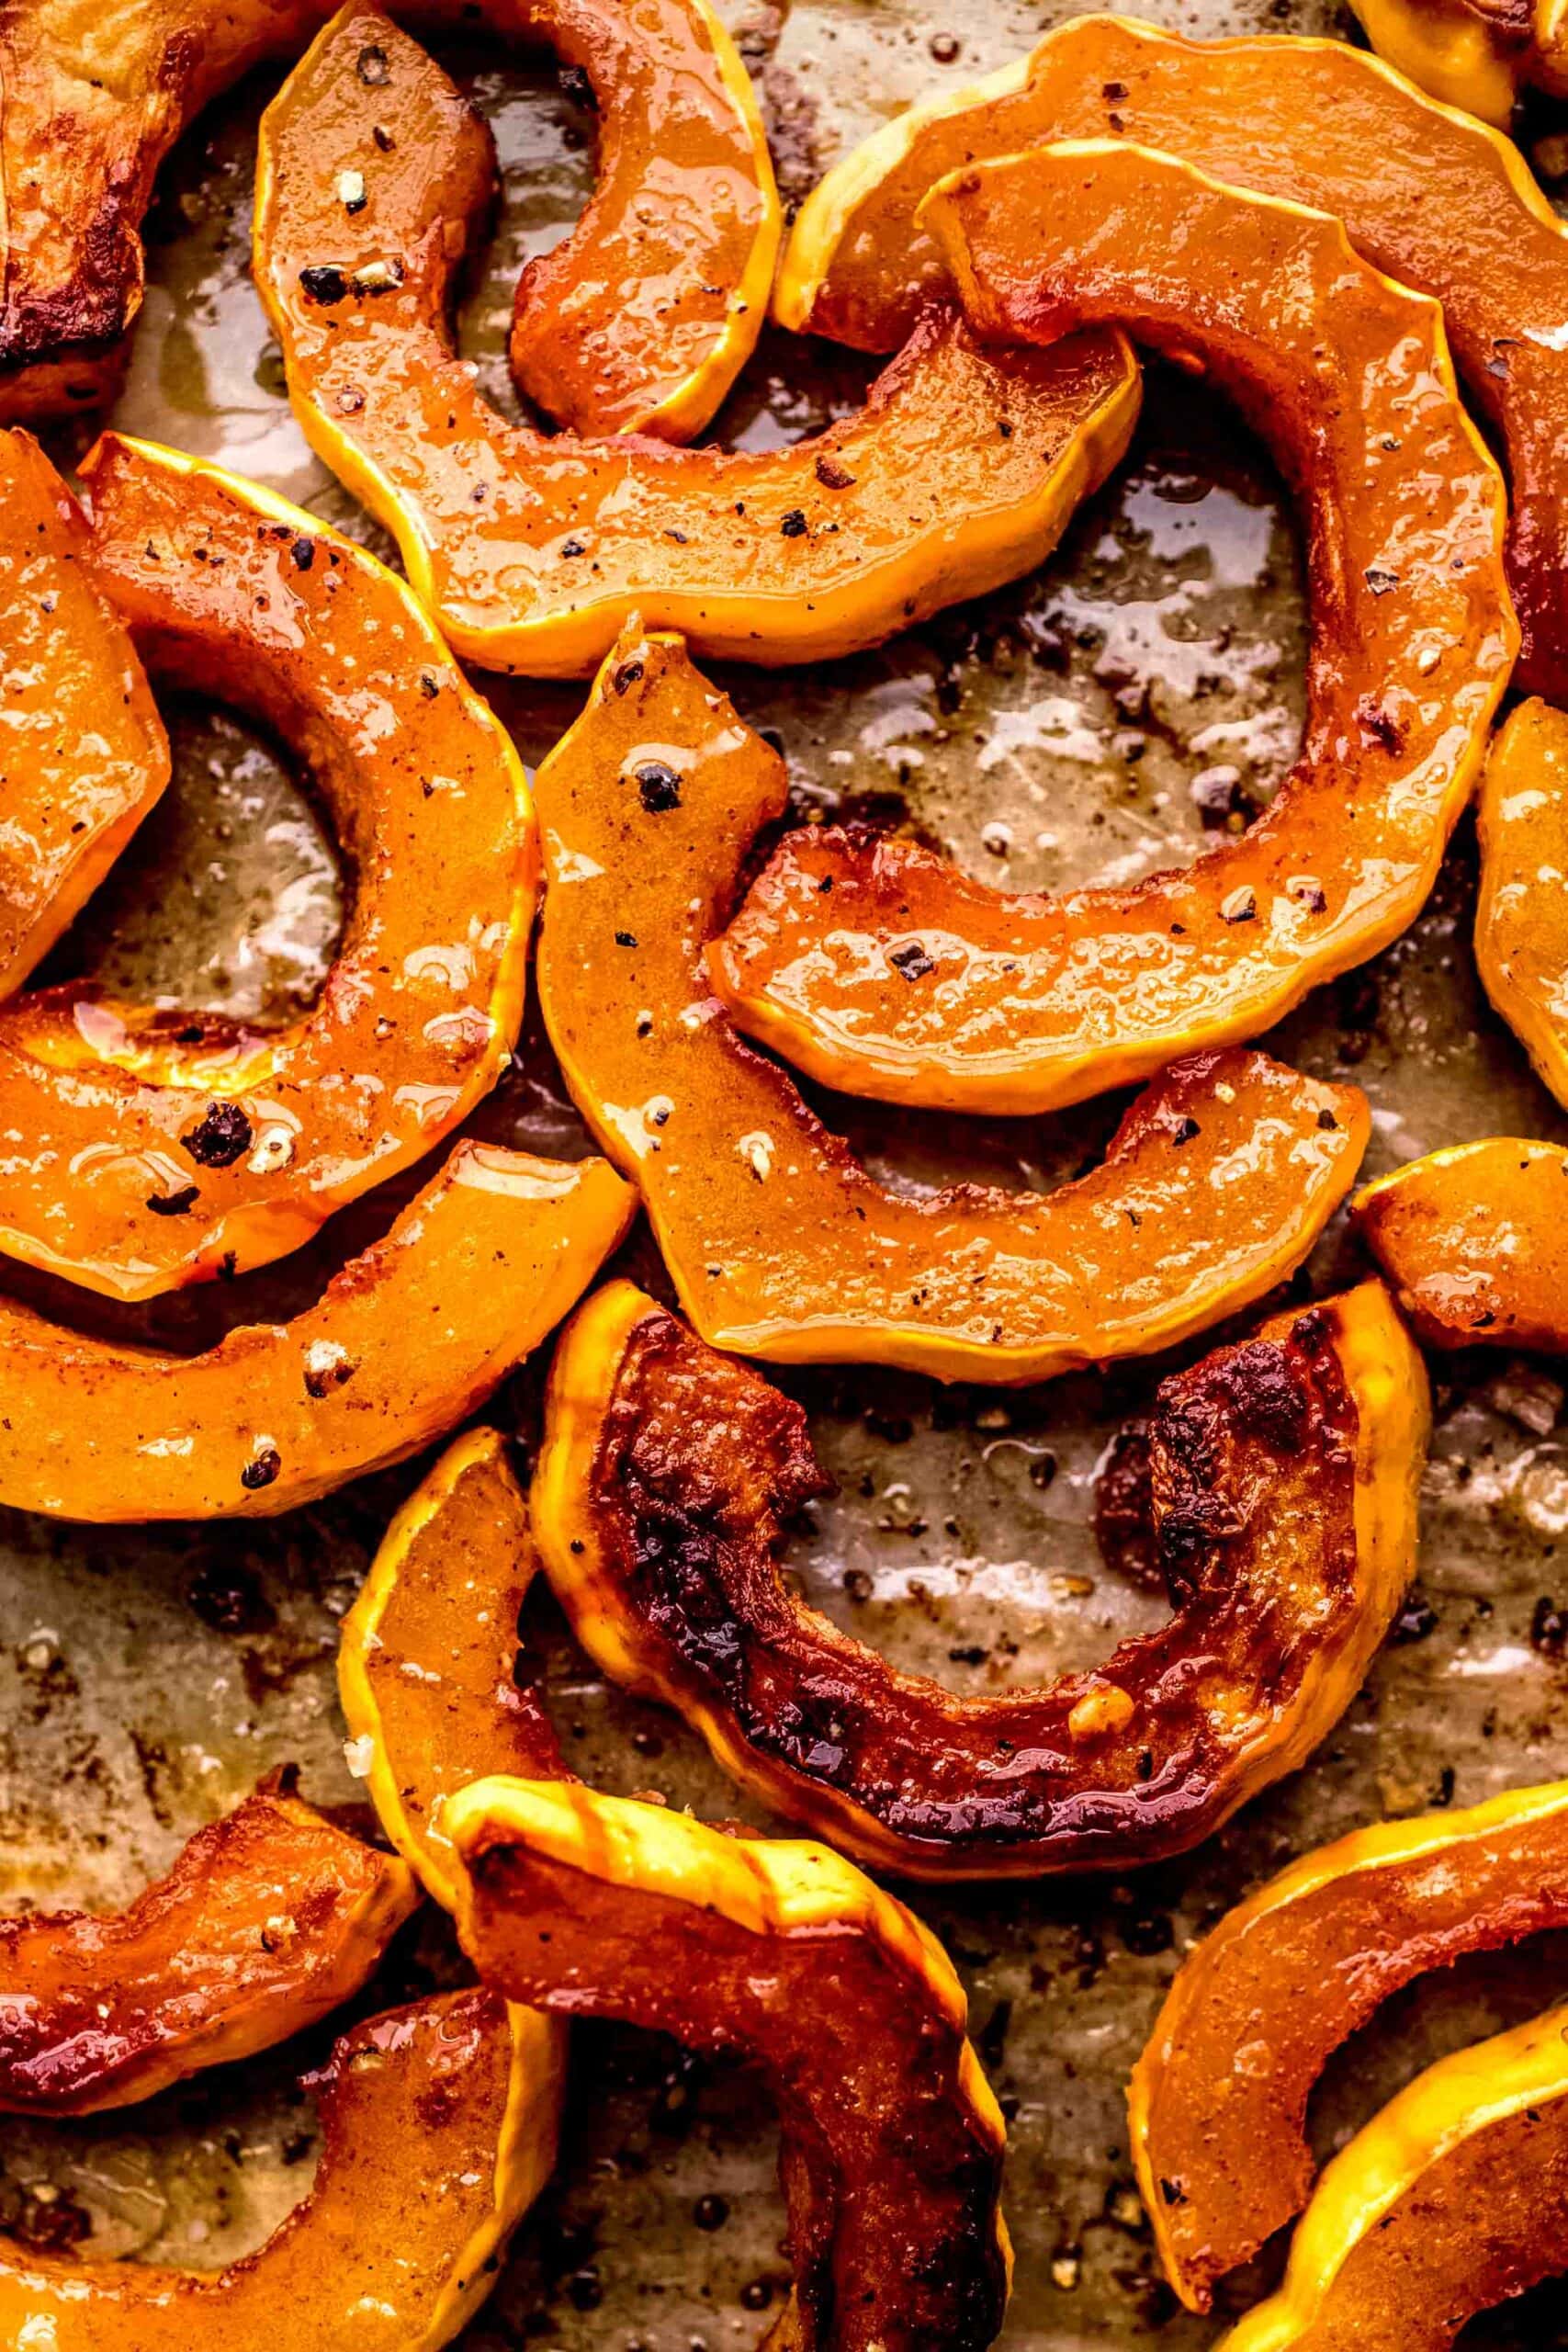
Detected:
[1477,698,1568,1110]
[1353,1137,1568,1351]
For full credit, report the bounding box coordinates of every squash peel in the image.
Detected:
[532,1279,1428,1879]
[1475,699,1568,1109]
[252,5,1142,679]
[1352,1137,1568,1351]
[714,139,1517,1114]
[447,1776,1013,2350]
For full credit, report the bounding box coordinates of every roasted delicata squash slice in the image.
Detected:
[0,1139,634,1521]
[1217,1999,1568,2350]
[0,1986,561,2350]
[0,0,775,435]
[534,626,1369,1384]
[1352,1138,1568,1351]
[0,434,535,1300]
[714,141,1517,1114]
[0,1778,417,2115]
[773,15,1568,702]
[535,1280,1427,1878]
[253,6,1141,679]
[448,1778,1013,2348]
[1347,0,1568,124]
[0,430,169,995]
[1476,700,1568,1108]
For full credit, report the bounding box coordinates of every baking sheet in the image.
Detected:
[6,1,1568,2341]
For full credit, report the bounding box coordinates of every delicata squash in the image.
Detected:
[0,1987,561,2350]
[534,626,1370,1384]
[534,1280,1427,1879]
[0,433,535,1301]
[0,0,776,435]
[0,1138,634,1521]
[1352,1138,1568,1351]
[1346,0,1568,124]
[253,6,1141,679]
[773,14,1568,703]
[1475,700,1568,1109]
[0,1778,417,2115]
[447,1778,1013,2349]
[1129,1778,1568,2311]
[714,140,1517,1114]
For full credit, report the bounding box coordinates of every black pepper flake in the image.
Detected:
[335,386,366,414]
[889,941,935,981]
[290,536,315,571]
[814,454,855,490]
[1159,2177,1186,2207]
[181,1102,254,1169]
[558,62,595,107]
[664,527,689,544]
[634,760,682,813]
[615,930,638,947]
[419,673,440,698]
[998,417,1014,437]
[1171,1115,1201,1146]
[1103,77,1128,97]
[356,41,391,83]
[1364,564,1401,595]
[299,264,348,306]
[780,508,808,537]
[613,659,644,695]
[1316,1108,1339,1131]
[372,123,395,153]
[817,874,834,893]
[304,1356,355,1399]
[146,1185,200,1217]
[241,1448,282,1492]
[559,537,587,558]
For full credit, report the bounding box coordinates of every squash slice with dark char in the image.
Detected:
[448,1778,1012,2351]
[1475,699,1568,1108]
[0,1778,418,2115]
[533,624,1370,1384]
[533,1279,1427,1879]
[1352,1137,1568,1351]
[252,5,1142,679]
[712,141,1516,1114]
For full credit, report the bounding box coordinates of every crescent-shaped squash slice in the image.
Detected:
[0,1779,418,2116]
[533,1279,1427,1879]
[712,140,1517,1115]
[252,5,1141,680]
[1475,699,1568,1107]
[1128,1779,1568,2312]
[534,625,1370,1383]
[0,430,169,995]
[0,0,776,436]
[1216,1999,1568,2351]
[0,1987,562,2350]
[1345,0,1532,123]
[1351,1138,1568,1351]
[0,1138,635,1521]
[772,15,1568,703]
[447,1778,1012,2350]
[0,433,535,1301]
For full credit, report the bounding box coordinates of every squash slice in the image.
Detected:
[1130,1779,1568,2311]
[447,1778,1012,2350]
[533,1280,1427,1879]
[252,5,1141,679]
[1346,0,1531,122]
[1476,699,1568,1109]
[0,1987,561,2350]
[1352,1137,1568,1351]
[773,15,1566,701]
[0,1779,417,2116]
[0,1138,635,1521]
[534,625,1370,1384]
[0,0,776,436]
[713,140,1517,1114]
[0,433,535,1300]
[0,430,169,995]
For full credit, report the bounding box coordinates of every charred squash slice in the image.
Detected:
[534,1279,1427,1879]
[0,1779,417,2116]
[448,1778,1012,2348]
[0,1138,634,1521]
[0,430,169,995]
[0,0,776,436]
[0,433,534,1300]
[1476,699,1568,1107]
[714,140,1516,1114]
[0,1987,561,2350]
[774,16,1568,704]
[534,625,1370,1384]
[1352,1138,1568,1351]
[252,6,1141,679]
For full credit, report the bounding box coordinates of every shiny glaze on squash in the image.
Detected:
[533,624,1370,1383]
[449,1778,1012,2352]
[0,1139,634,1521]
[253,6,1142,678]
[533,1279,1427,1878]
[713,140,1516,1114]
[1352,1137,1568,1351]
[1476,699,1568,1109]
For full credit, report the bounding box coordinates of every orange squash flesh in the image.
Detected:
[1352,1138,1568,1351]
[534,624,1371,1384]
[0,433,536,1301]
[1128,1780,1568,2312]
[252,6,1142,680]
[0,1987,563,2350]
[448,1780,1013,2351]
[0,1780,418,2116]
[712,140,1517,1115]
[1475,699,1568,1108]
[0,430,170,995]
[0,1138,635,1521]
[1346,0,1529,122]
[0,0,776,437]
[773,15,1568,703]
[534,1280,1427,1879]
